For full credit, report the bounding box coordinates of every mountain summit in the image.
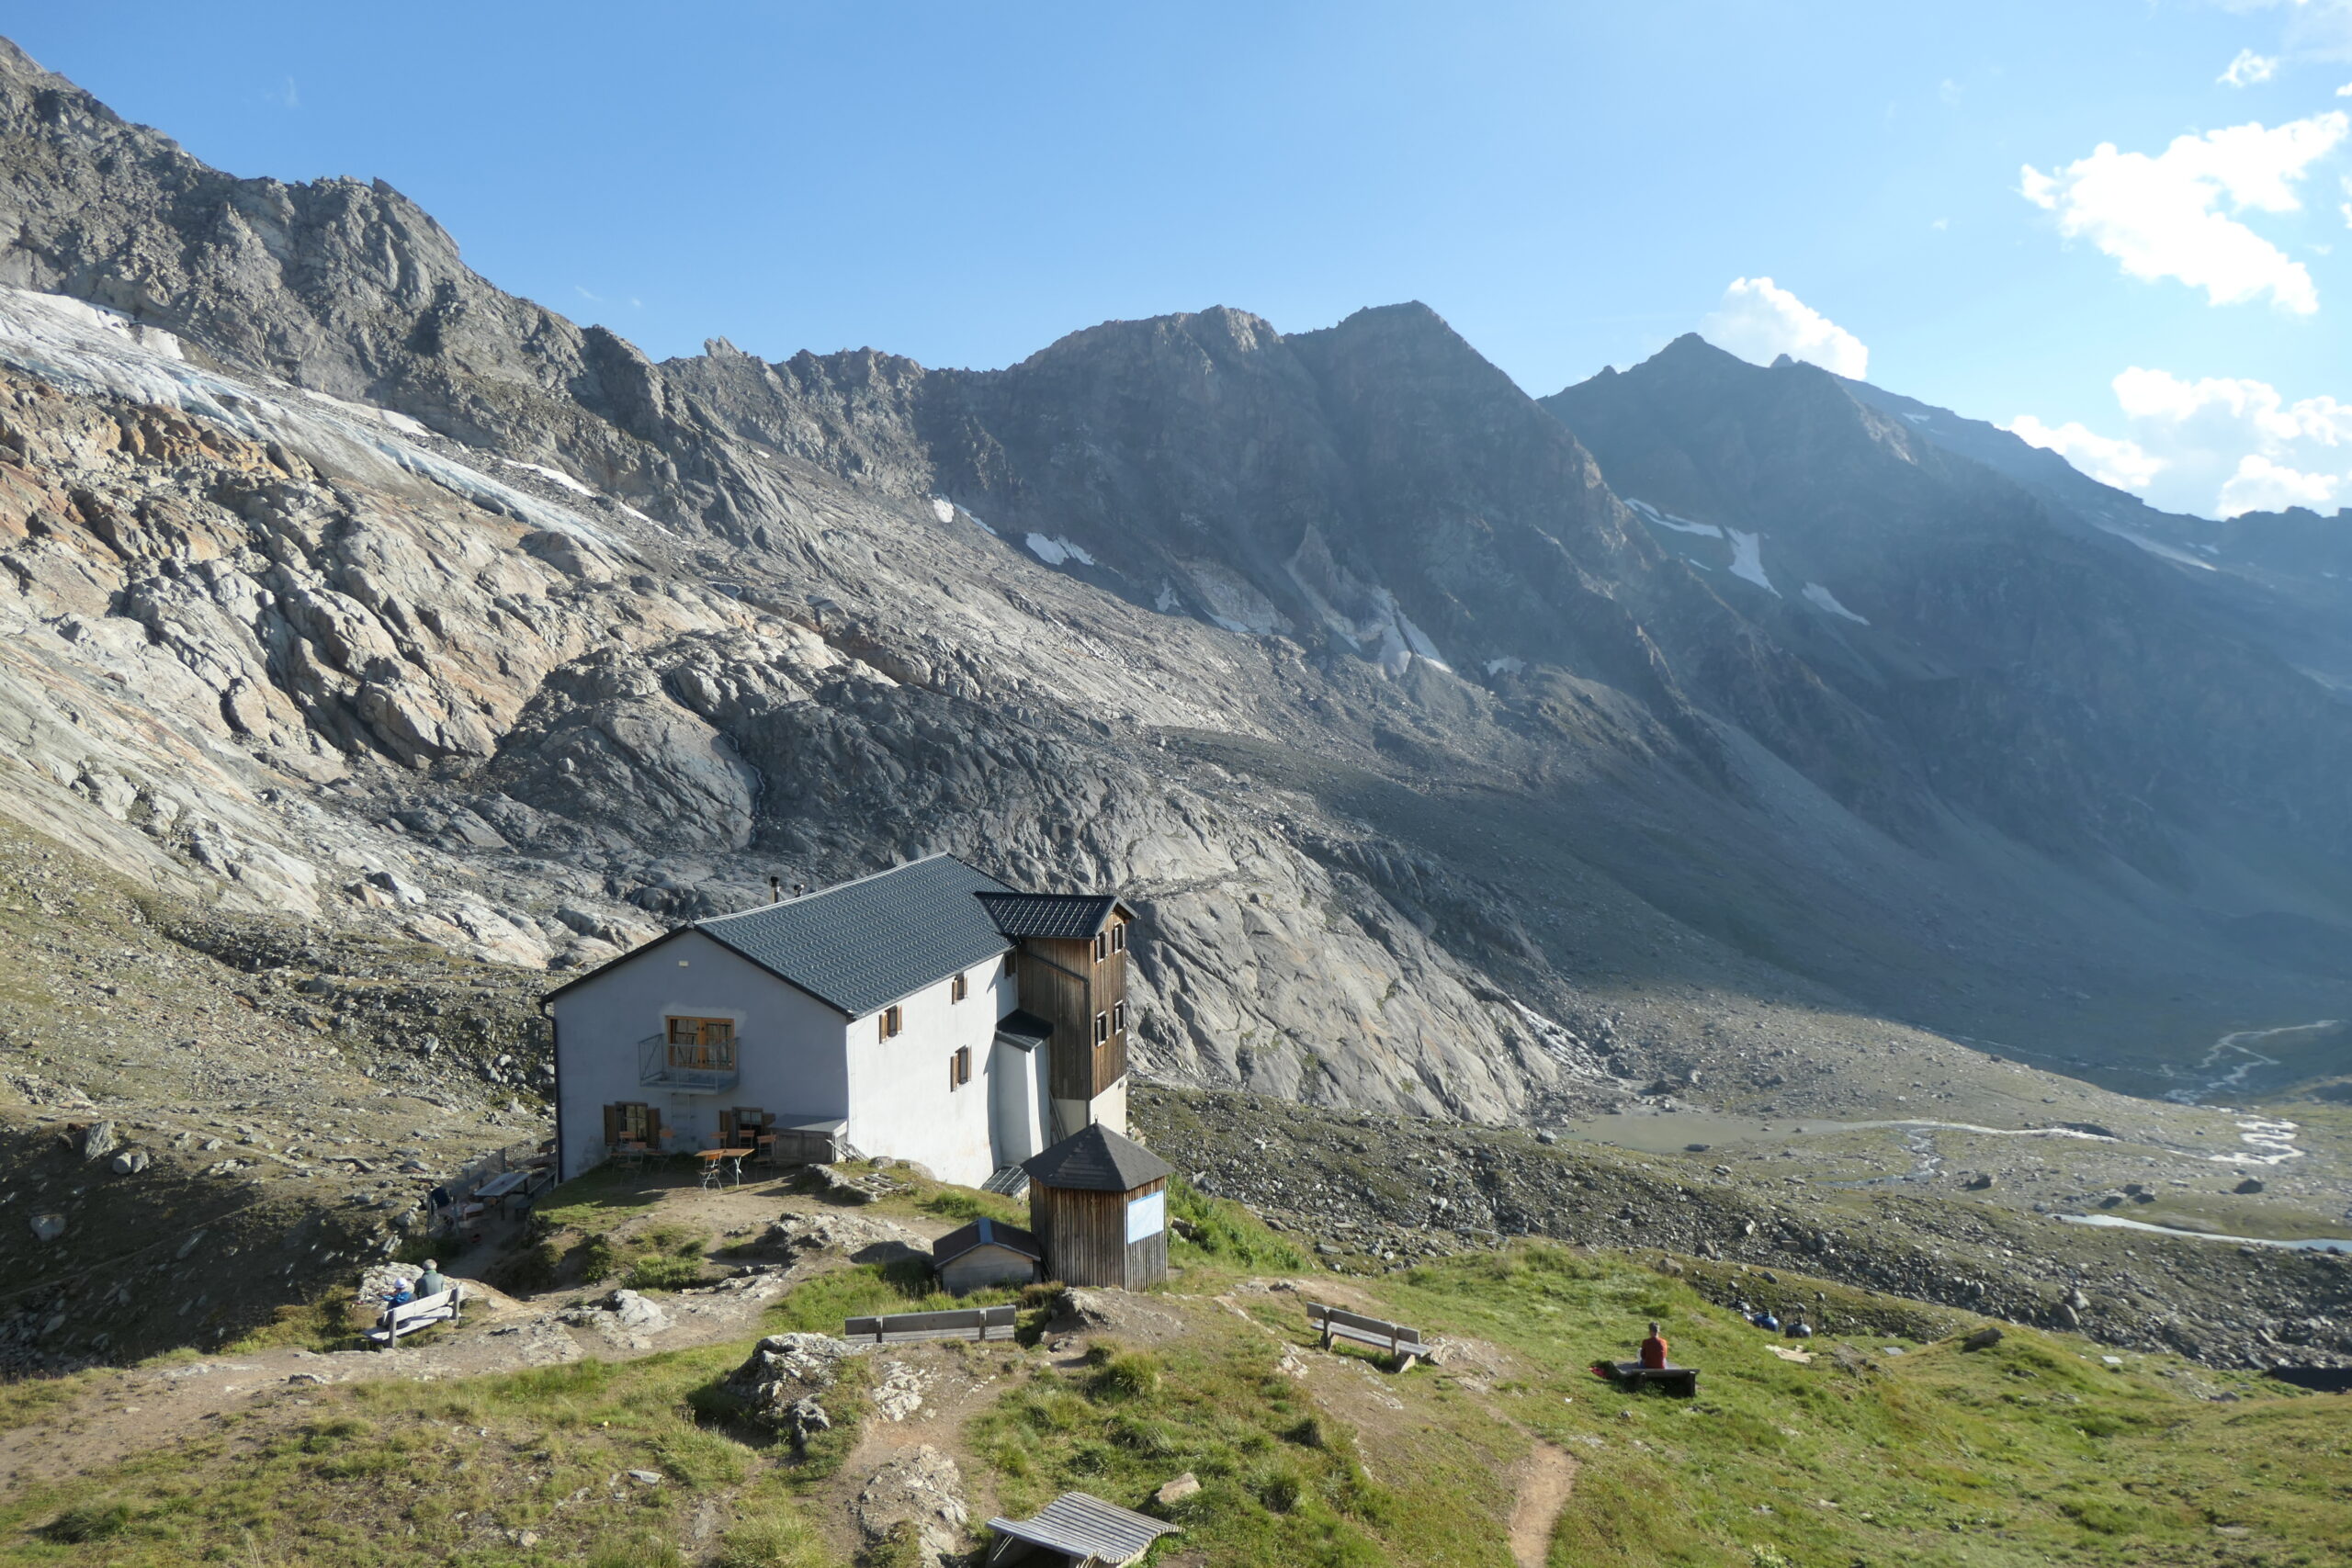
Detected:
[1,28,2348,1148]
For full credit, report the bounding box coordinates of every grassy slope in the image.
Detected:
[0,1187,2344,1568]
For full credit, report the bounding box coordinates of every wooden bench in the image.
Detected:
[843,1304,1018,1345]
[364,1286,463,1348]
[1308,1303,1426,1369]
[1611,1359,1699,1397]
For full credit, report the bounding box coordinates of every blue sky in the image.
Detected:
[7,2,2350,518]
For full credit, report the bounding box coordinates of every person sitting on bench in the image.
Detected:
[376,1275,414,1334]
[1640,1321,1670,1371]
[414,1260,447,1301]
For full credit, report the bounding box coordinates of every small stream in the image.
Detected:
[2158,1020,2336,1166]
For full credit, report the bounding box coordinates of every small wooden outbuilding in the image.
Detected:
[933,1217,1044,1294]
[1022,1122,1171,1291]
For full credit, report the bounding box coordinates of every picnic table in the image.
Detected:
[474,1168,530,1216]
[698,1146,755,1188]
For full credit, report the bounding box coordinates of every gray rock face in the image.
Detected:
[854,1445,968,1568]
[718,1332,858,1435]
[0,28,2348,1164]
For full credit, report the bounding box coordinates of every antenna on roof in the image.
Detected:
[769,875,781,905]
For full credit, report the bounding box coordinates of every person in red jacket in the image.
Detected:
[1639,1321,1670,1370]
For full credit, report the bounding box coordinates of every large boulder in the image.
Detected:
[764,1211,924,1264]
[717,1332,859,1442]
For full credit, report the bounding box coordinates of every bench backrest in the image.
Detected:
[1308,1302,1424,1348]
[843,1304,1017,1344]
[387,1288,459,1329]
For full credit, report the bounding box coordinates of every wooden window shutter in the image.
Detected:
[952,972,967,1002]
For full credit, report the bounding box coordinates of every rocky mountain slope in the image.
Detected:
[2,30,2348,1162]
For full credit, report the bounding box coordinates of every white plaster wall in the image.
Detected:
[843,957,1009,1187]
[1051,1077,1129,1145]
[549,930,851,1181]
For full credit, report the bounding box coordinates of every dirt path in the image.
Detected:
[1507,1441,1578,1568]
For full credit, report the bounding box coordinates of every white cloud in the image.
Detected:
[2007,415,2170,491]
[2221,453,2341,512]
[2010,367,2352,516]
[1697,277,1870,378]
[2221,48,2279,85]
[2019,112,2347,312]
[2210,0,2352,62]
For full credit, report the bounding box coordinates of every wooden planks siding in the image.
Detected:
[1015,919,1136,1106]
[940,1246,1040,1295]
[1093,941,1127,1096]
[1030,1177,1166,1290]
[1020,940,1094,1102]
[1123,1175,1168,1289]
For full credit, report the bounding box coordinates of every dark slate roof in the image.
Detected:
[976,891,1123,940]
[692,854,1012,1017]
[986,1492,1178,1565]
[933,1216,1043,1264]
[992,1009,1053,1052]
[1022,1122,1173,1191]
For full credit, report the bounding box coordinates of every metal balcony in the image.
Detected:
[639,1032,741,1094]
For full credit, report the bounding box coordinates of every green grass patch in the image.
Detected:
[1168,1179,1307,1276]
[917,1188,1025,1226]
[763,1257,1020,1335]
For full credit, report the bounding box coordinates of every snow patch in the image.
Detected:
[497,457,599,498]
[1483,656,1526,677]
[2090,521,2219,572]
[1154,582,1183,614]
[1024,533,1097,568]
[0,286,620,547]
[1726,529,1778,594]
[301,388,432,438]
[1803,582,1870,624]
[1624,497,1724,538]
[929,496,956,525]
[1901,412,1932,425]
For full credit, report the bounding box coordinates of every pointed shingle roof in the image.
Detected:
[976,891,1125,940]
[1022,1122,1172,1192]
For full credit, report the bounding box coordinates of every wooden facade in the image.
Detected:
[939,1242,1042,1294]
[1014,912,1131,1104]
[1029,1174,1167,1290]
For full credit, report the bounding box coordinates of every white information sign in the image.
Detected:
[1125,1190,1166,1244]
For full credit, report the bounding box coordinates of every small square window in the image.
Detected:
[881,1005,902,1040]
[1094,931,1110,962]
[1094,1010,1109,1044]
[1111,923,1125,953]
[951,1044,971,1087]
[951,973,968,1002]
[1112,999,1126,1033]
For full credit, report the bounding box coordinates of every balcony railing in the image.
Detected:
[639,1032,741,1093]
